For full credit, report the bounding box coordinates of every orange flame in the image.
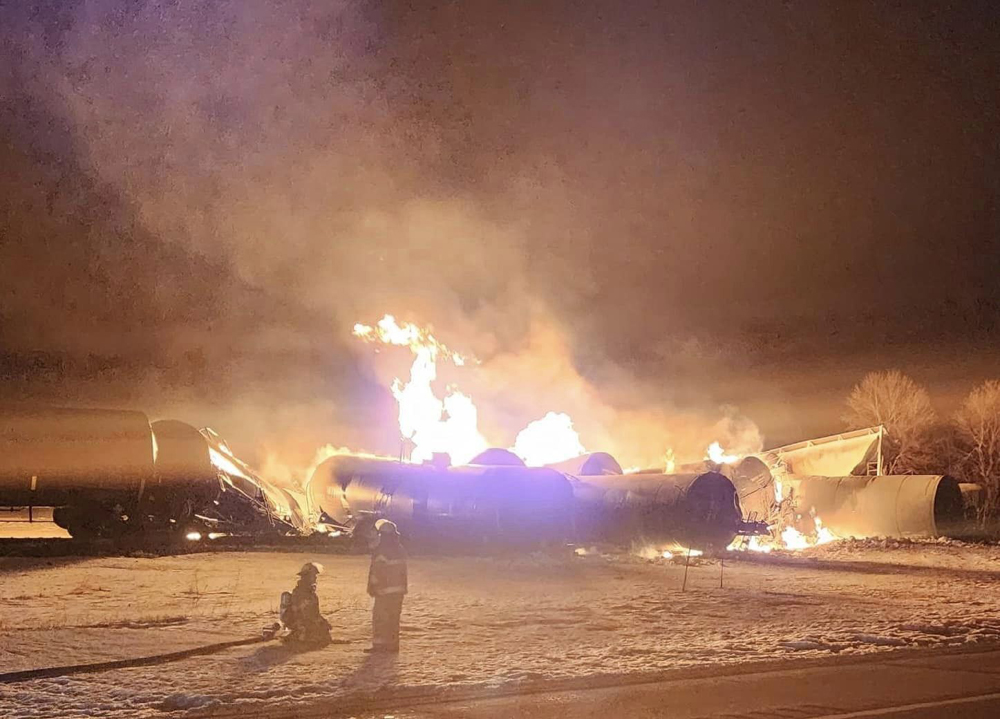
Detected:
[354,315,486,464]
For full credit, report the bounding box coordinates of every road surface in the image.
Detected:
[358,648,1000,719]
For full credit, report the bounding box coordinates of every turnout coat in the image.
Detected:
[367,535,408,597]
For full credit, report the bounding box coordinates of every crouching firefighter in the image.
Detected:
[366,519,407,653]
[279,562,332,646]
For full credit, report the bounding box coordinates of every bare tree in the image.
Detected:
[954,380,1000,525]
[844,370,937,474]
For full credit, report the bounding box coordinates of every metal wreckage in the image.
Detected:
[0,407,973,551]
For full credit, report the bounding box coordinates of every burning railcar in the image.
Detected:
[305,454,575,548]
[781,474,966,539]
[305,452,750,552]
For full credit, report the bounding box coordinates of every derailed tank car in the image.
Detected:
[549,453,747,551]
[0,406,303,541]
[306,453,747,552]
[196,428,307,536]
[568,471,745,552]
[783,474,966,539]
[0,407,157,538]
[306,455,575,549]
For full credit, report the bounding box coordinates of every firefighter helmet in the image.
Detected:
[298,561,324,576]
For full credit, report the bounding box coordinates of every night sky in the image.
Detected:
[1,1,998,465]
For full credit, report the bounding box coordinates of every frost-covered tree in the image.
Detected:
[954,380,1000,525]
[844,370,937,474]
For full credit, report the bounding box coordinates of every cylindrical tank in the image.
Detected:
[568,471,743,552]
[469,448,526,467]
[784,474,966,538]
[307,456,576,547]
[0,406,154,507]
[148,420,221,517]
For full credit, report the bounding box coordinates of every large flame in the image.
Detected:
[354,315,486,464]
[355,315,600,467]
[512,412,585,466]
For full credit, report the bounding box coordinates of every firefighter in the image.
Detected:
[366,519,408,653]
[281,562,332,646]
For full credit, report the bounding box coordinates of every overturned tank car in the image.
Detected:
[307,451,751,552]
[306,454,575,549]
[783,474,966,539]
[567,471,745,552]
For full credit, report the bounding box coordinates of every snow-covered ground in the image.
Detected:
[2,540,999,718]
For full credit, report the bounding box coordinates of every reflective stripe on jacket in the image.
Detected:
[368,537,408,597]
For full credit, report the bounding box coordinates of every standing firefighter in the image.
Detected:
[280,562,332,646]
[366,519,407,653]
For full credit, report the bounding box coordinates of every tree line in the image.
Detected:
[845,370,1000,527]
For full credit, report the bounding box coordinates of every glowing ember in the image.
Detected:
[731,535,773,553]
[706,441,739,464]
[512,412,585,466]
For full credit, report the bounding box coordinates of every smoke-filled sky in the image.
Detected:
[2,1,998,469]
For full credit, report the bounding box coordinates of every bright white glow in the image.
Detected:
[781,526,810,550]
[706,441,739,464]
[661,550,673,559]
[747,535,773,553]
[207,532,227,540]
[512,412,585,466]
[185,531,203,541]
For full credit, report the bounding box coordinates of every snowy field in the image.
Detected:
[2,537,1000,718]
